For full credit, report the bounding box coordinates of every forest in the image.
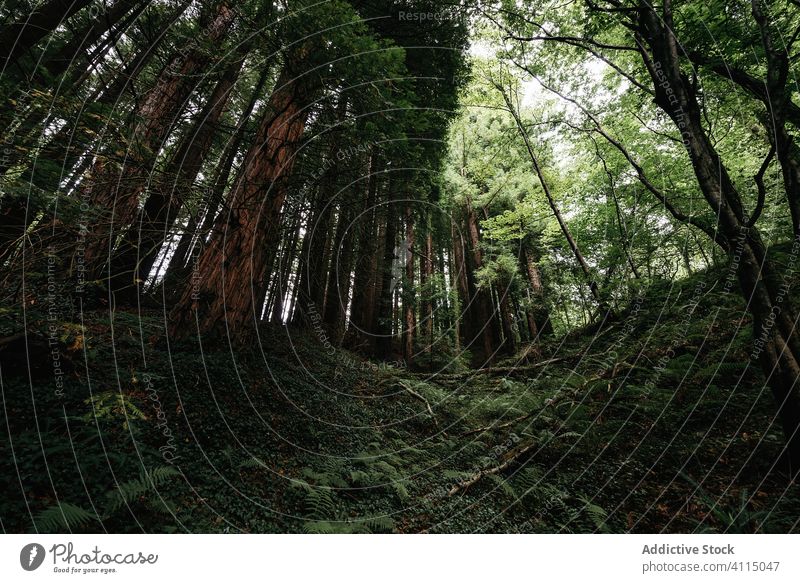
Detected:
[1,0,800,534]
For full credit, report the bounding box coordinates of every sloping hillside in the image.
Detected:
[2,245,799,533]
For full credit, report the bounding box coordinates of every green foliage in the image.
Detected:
[83,391,147,430]
[105,466,181,515]
[31,465,181,533]
[33,502,99,533]
[291,453,400,533]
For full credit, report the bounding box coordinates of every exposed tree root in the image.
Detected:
[460,387,581,438]
[397,381,437,425]
[448,440,539,496]
[405,357,569,381]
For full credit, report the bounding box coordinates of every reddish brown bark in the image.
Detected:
[167,64,273,280]
[169,61,312,339]
[294,99,350,322]
[522,245,552,336]
[374,180,398,359]
[465,206,496,364]
[82,1,235,277]
[109,51,246,299]
[325,217,357,344]
[347,155,382,347]
[498,284,516,355]
[451,219,472,354]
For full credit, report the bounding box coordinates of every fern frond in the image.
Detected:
[362,515,395,533]
[487,473,518,500]
[33,502,98,532]
[305,488,337,520]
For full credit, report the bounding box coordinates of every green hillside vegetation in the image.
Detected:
[3,243,798,533]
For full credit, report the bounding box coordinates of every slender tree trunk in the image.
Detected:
[82,1,235,279]
[402,203,415,365]
[374,180,397,359]
[498,82,605,311]
[365,195,387,339]
[635,0,800,473]
[523,244,552,335]
[269,203,302,323]
[0,0,152,159]
[323,174,363,343]
[347,155,381,347]
[451,218,473,355]
[39,0,149,83]
[498,281,516,355]
[109,50,247,300]
[421,221,434,354]
[295,188,336,322]
[294,98,349,323]
[597,146,641,279]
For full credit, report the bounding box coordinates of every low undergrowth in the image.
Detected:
[2,249,799,533]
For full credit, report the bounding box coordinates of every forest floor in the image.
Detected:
[3,246,800,533]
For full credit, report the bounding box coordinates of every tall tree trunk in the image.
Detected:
[451,219,473,355]
[465,204,496,364]
[522,244,552,335]
[167,63,272,279]
[597,144,641,279]
[347,154,381,347]
[108,49,247,300]
[294,187,336,323]
[498,281,516,355]
[169,58,312,340]
[374,180,397,359]
[402,203,415,365]
[268,200,303,323]
[82,1,235,279]
[294,100,350,323]
[421,220,434,354]
[326,220,357,344]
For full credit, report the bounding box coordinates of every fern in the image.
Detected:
[239,457,268,469]
[84,391,146,429]
[487,473,519,500]
[302,520,365,534]
[303,487,338,520]
[363,515,395,533]
[442,469,471,480]
[575,495,610,533]
[33,502,98,532]
[302,520,344,534]
[303,514,395,534]
[349,469,371,486]
[391,479,411,501]
[105,466,180,514]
